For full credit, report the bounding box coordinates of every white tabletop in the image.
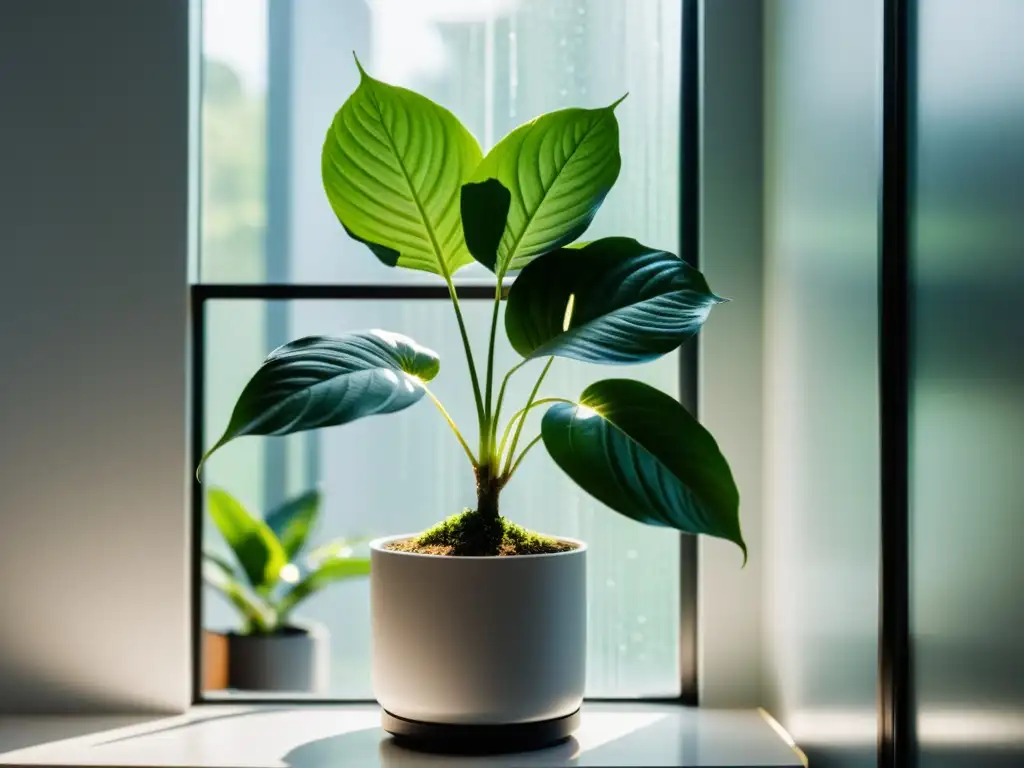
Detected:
[0,703,805,767]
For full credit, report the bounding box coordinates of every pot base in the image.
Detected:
[381,708,581,754]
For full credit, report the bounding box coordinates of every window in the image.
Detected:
[196,0,691,700]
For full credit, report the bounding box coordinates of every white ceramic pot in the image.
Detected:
[227,622,329,693]
[370,534,587,726]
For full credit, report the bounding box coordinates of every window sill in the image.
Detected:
[0,703,804,767]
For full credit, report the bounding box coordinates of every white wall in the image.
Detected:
[0,1,190,713]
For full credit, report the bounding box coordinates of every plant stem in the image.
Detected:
[475,461,503,522]
[497,395,571,463]
[443,276,486,445]
[502,357,556,475]
[506,434,543,480]
[421,385,478,466]
[483,281,503,424]
[491,359,527,444]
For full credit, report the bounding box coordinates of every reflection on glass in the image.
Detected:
[912,1,1024,763]
[762,1,881,763]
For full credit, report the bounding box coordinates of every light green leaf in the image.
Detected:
[322,58,482,276]
[541,379,745,561]
[461,100,623,275]
[304,536,370,569]
[277,556,372,619]
[207,489,288,592]
[200,330,440,468]
[265,489,321,560]
[505,238,722,363]
[203,553,276,632]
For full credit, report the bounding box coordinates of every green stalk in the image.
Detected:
[422,385,478,466]
[491,359,527,445]
[501,357,555,475]
[505,434,543,480]
[443,276,486,453]
[481,277,505,465]
[497,394,569,463]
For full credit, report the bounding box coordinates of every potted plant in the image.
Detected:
[202,487,370,693]
[198,57,744,745]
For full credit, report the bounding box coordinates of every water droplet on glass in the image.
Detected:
[618,644,628,654]
[631,632,644,643]
[626,549,638,560]
[637,615,647,625]
[578,6,586,14]
[560,37,568,47]
[606,578,616,588]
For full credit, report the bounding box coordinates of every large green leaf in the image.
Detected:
[277,556,371,620]
[203,553,276,632]
[200,330,440,467]
[461,101,623,275]
[322,58,482,276]
[265,489,321,560]
[207,489,288,592]
[505,238,722,364]
[541,379,745,561]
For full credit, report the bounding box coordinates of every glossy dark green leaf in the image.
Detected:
[542,379,745,561]
[265,489,321,560]
[460,179,512,271]
[505,238,722,364]
[203,553,276,632]
[277,556,371,619]
[322,58,482,276]
[200,330,440,467]
[207,488,288,592]
[463,100,623,275]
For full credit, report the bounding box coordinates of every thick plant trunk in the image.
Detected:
[457,464,503,555]
[476,464,502,522]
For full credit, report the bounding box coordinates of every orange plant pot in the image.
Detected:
[203,630,229,691]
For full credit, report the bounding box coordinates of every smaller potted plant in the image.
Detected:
[203,487,370,693]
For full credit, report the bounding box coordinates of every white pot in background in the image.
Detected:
[227,622,329,693]
[370,534,587,726]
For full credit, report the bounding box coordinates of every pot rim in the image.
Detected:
[224,620,328,640]
[370,532,587,559]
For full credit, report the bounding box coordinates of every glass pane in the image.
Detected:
[201,298,681,698]
[198,0,681,283]
[761,0,881,758]
[200,0,268,283]
[912,1,1024,764]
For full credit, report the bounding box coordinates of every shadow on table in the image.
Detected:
[96,707,294,745]
[0,715,167,754]
[282,716,722,767]
[284,714,806,767]
[284,730,581,767]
